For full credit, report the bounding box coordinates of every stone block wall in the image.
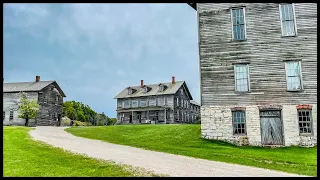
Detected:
[201,104,317,147]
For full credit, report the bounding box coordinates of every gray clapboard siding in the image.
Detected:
[198,3,317,106]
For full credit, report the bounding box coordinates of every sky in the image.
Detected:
[3,3,199,117]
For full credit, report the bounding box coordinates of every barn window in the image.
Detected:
[279,4,297,36]
[234,64,250,92]
[232,111,246,135]
[9,111,14,120]
[285,61,302,91]
[231,7,246,40]
[298,110,312,135]
[3,111,5,120]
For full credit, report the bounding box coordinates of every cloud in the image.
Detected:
[3,3,199,117]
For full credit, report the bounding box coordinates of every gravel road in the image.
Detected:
[29,126,307,177]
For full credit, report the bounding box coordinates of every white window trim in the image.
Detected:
[234,64,250,92]
[231,7,247,41]
[284,61,303,91]
[279,3,298,37]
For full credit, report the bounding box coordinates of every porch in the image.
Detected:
[117,107,171,124]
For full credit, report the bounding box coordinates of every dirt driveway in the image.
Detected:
[29,126,306,177]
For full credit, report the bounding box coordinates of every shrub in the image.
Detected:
[61,117,71,126]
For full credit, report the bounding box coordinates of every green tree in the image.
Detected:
[17,92,40,126]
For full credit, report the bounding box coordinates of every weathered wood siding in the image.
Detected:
[3,92,38,126]
[3,82,64,126]
[198,3,317,106]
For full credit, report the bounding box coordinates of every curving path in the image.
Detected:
[30,126,307,177]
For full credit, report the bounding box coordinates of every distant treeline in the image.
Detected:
[62,101,116,125]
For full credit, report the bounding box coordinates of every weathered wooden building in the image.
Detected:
[189,3,317,146]
[115,77,200,124]
[3,76,66,126]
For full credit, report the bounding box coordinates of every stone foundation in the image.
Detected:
[201,104,317,147]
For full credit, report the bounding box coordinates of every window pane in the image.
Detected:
[232,8,245,40]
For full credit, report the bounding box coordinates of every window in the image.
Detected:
[9,111,14,121]
[180,89,184,95]
[279,4,297,36]
[55,96,59,105]
[128,88,132,95]
[124,100,130,108]
[164,97,167,105]
[285,61,302,91]
[298,110,312,135]
[231,7,246,40]
[3,111,5,120]
[159,85,164,92]
[44,96,48,104]
[144,87,148,93]
[176,98,179,107]
[232,111,246,135]
[234,64,250,92]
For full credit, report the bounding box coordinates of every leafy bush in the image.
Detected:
[61,117,71,126]
[73,120,92,126]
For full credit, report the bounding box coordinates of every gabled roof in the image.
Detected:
[114,81,193,100]
[3,80,66,97]
[187,3,197,10]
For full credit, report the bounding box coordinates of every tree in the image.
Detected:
[18,92,40,126]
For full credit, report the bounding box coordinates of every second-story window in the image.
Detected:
[9,111,14,121]
[285,61,302,91]
[234,64,250,92]
[55,96,59,105]
[279,4,297,36]
[231,7,246,41]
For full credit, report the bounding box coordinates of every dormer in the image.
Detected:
[158,83,167,92]
[142,85,151,93]
[127,87,136,95]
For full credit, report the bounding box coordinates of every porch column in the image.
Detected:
[164,108,166,124]
[131,111,133,124]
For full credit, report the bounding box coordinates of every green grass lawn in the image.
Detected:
[66,124,317,176]
[3,126,157,177]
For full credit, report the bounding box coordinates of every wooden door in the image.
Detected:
[260,110,284,145]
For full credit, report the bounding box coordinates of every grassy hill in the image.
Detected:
[3,126,157,177]
[66,124,317,176]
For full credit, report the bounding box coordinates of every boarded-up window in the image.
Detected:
[231,8,246,40]
[279,4,296,36]
[124,100,131,108]
[9,111,14,120]
[298,110,312,135]
[132,100,138,108]
[140,99,147,107]
[285,61,302,91]
[234,64,249,92]
[232,111,246,135]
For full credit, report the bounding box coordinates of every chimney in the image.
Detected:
[140,80,144,87]
[36,76,40,82]
[172,76,175,84]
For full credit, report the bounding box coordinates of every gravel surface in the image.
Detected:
[29,126,306,177]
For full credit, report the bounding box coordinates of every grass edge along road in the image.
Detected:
[66,124,317,176]
[3,126,160,177]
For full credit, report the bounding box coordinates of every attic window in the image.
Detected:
[128,88,133,95]
[144,86,148,93]
[159,84,167,92]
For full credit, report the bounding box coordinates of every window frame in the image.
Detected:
[231,7,247,41]
[234,64,250,92]
[279,3,298,37]
[232,110,247,135]
[9,111,14,121]
[297,109,313,136]
[285,60,303,91]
